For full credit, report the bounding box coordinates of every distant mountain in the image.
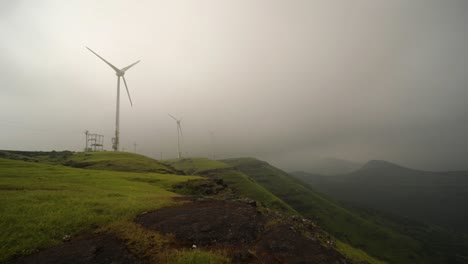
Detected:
[292,160,468,233]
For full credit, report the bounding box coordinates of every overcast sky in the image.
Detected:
[1,0,468,171]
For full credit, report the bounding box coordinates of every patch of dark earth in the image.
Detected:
[8,234,142,264]
[8,199,350,264]
[136,199,350,264]
[171,178,228,196]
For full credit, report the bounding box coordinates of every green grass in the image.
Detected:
[346,205,468,264]
[165,158,296,214]
[335,240,386,264]
[165,249,230,264]
[3,152,430,263]
[214,169,296,214]
[63,151,178,174]
[223,158,431,264]
[0,158,200,262]
[101,220,175,262]
[162,158,231,174]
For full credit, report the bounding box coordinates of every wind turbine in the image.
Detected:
[169,114,183,158]
[86,47,140,151]
[210,131,216,160]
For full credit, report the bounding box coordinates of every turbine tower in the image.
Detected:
[86,47,140,151]
[210,131,216,160]
[169,114,183,158]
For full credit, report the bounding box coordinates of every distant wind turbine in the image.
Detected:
[86,47,140,151]
[169,114,183,158]
[210,131,216,160]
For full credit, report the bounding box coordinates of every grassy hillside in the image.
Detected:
[63,152,180,174]
[0,150,180,174]
[166,158,386,264]
[163,158,296,214]
[346,204,468,264]
[223,158,436,264]
[162,157,231,174]
[0,157,200,262]
[4,152,444,264]
[292,160,468,232]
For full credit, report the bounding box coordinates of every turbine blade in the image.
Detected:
[86,47,120,73]
[121,60,140,72]
[122,76,133,107]
[168,114,178,121]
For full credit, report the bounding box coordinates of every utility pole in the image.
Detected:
[134,142,137,153]
[84,130,89,151]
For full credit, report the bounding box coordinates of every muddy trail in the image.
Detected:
[9,198,349,264]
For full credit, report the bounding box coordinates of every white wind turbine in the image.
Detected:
[169,114,183,158]
[86,47,140,151]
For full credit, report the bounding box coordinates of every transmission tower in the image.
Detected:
[84,131,104,152]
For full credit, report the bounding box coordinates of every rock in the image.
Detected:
[248,200,257,207]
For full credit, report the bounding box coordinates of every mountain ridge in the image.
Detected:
[292,159,468,233]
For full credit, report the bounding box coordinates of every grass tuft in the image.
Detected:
[100,220,174,262]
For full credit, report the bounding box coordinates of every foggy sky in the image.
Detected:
[1,0,468,171]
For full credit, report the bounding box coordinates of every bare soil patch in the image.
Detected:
[136,199,264,248]
[136,199,349,264]
[9,234,140,264]
[255,224,348,264]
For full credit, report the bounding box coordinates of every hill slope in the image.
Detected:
[292,160,468,232]
[223,157,463,264]
[166,157,384,264]
[163,158,296,214]
[1,153,358,264]
[0,150,180,174]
